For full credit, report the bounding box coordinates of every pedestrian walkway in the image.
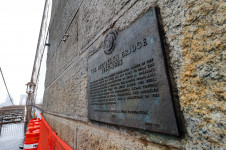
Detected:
[0,123,24,150]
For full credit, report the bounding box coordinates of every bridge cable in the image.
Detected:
[0,67,14,105]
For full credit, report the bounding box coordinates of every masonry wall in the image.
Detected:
[42,0,225,149]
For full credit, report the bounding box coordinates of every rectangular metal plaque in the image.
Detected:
[88,8,178,135]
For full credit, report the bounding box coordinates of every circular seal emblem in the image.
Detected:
[103,30,117,55]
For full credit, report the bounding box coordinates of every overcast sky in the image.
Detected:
[0,0,45,105]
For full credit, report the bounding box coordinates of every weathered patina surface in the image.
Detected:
[88,8,178,135]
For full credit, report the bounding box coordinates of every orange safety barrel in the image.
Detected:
[29,118,41,122]
[24,119,41,150]
[28,123,40,129]
[23,129,40,150]
[28,125,40,130]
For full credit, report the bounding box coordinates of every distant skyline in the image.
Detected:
[0,95,12,107]
[0,0,45,105]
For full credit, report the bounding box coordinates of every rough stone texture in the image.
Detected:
[44,54,88,121]
[179,0,226,149]
[44,113,179,150]
[78,0,131,50]
[42,0,226,149]
[45,14,79,86]
[47,0,82,64]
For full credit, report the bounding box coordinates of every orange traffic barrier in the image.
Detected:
[24,118,41,150]
[24,115,72,150]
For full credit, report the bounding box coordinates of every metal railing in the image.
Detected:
[0,105,25,133]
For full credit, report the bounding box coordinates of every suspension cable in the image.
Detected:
[0,67,14,105]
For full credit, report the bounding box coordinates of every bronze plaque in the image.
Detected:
[88,8,178,135]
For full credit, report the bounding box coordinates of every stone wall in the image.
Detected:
[42,0,225,149]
